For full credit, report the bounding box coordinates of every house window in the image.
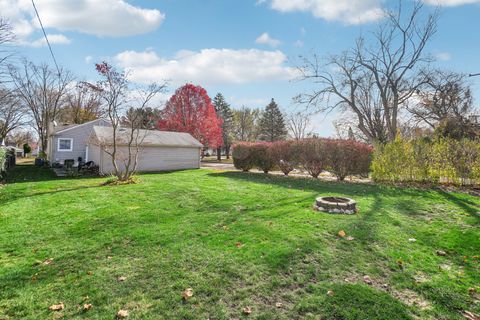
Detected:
[58,138,73,152]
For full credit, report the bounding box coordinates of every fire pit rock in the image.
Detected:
[314,196,357,214]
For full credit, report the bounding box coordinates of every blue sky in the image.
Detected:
[3,0,480,136]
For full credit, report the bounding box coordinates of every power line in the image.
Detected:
[31,0,61,75]
[469,73,480,77]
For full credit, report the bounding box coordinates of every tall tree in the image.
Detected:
[258,98,287,142]
[58,82,103,124]
[9,60,73,155]
[0,88,26,143]
[0,19,14,83]
[297,1,438,143]
[124,107,162,130]
[232,106,260,142]
[158,84,222,148]
[212,93,234,160]
[287,110,311,140]
[89,62,166,182]
[408,70,475,128]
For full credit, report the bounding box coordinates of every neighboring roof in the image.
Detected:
[90,126,203,148]
[53,118,109,135]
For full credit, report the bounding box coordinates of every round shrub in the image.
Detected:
[232,143,255,172]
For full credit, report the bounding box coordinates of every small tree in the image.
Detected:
[232,106,260,142]
[232,143,255,172]
[23,143,31,156]
[258,98,287,142]
[90,62,166,182]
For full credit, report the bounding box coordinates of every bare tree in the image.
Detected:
[297,1,438,143]
[9,60,73,155]
[287,109,312,140]
[89,62,166,182]
[408,70,475,128]
[0,88,27,143]
[58,82,104,124]
[0,19,14,83]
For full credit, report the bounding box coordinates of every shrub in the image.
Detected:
[325,139,373,181]
[372,137,480,186]
[269,140,297,176]
[296,138,327,178]
[251,142,274,173]
[23,143,31,155]
[232,143,255,172]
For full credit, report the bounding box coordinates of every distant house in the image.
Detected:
[46,118,203,174]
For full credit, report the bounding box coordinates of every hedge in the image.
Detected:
[371,137,480,185]
[233,138,373,180]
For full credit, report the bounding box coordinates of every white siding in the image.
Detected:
[92,145,201,174]
[50,119,110,164]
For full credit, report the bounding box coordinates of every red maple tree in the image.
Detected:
[158,84,223,148]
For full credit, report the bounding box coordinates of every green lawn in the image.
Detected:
[0,163,479,319]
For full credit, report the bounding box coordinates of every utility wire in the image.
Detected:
[469,73,480,77]
[31,0,61,75]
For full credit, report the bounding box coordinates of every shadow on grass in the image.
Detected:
[437,189,480,221]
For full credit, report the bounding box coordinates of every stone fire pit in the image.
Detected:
[314,196,357,214]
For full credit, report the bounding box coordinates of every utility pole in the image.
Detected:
[469,73,480,77]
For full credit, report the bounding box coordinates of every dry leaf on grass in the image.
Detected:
[235,242,243,248]
[436,250,447,256]
[182,288,194,300]
[43,258,54,265]
[338,230,346,238]
[346,236,354,241]
[462,310,480,320]
[48,303,64,311]
[117,276,127,282]
[83,304,92,311]
[275,302,283,308]
[363,275,373,285]
[116,309,129,318]
[243,306,252,315]
[327,290,334,296]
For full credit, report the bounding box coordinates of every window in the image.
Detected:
[58,138,73,152]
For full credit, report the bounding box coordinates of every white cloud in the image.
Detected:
[293,40,304,47]
[115,48,297,86]
[85,55,93,64]
[255,32,282,48]
[260,0,385,24]
[423,0,480,6]
[435,51,452,61]
[0,0,164,41]
[28,34,71,47]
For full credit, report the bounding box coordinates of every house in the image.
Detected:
[47,119,203,174]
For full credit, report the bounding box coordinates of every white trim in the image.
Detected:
[85,145,89,162]
[54,118,109,135]
[57,138,73,152]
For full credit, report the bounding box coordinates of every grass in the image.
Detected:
[0,162,479,319]
[201,156,234,164]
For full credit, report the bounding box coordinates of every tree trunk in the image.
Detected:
[217,147,222,161]
[225,145,231,159]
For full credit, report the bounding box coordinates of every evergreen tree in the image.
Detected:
[258,98,287,142]
[213,93,234,159]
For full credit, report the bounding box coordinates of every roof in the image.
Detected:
[90,126,203,148]
[53,119,109,135]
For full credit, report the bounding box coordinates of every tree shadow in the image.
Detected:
[437,189,480,221]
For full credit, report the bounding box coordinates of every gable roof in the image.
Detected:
[53,118,110,135]
[90,126,203,148]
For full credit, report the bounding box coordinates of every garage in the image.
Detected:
[88,126,203,175]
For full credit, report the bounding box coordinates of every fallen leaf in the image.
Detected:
[182,288,194,300]
[117,276,127,282]
[48,303,64,311]
[43,258,54,265]
[461,310,480,320]
[346,236,354,241]
[243,306,252,315]
[327,290,334,296]
[235,242,243,248]
[107,256,113,259]
[408,238,417,242]
[338,230,346,238]
[363,275,373,285]
[222,225,229,231]
[116,309,129,318]
[275,302,283,308]
[436,250,447,256]
[83,304,92,311]
[87,271,93,275]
